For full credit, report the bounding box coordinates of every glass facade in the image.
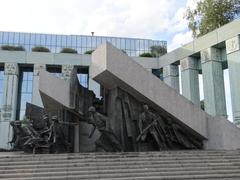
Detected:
[0,31,167,56]
[0,67,4,108]
[77,74,88,88]
[17,68,33,120]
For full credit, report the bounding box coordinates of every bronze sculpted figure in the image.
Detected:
[137,105,167,150]
[87,106,122,152]
[48,116,70,153]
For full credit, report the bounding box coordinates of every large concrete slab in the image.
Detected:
[91,43,208,139]
[91,43,240,150]
[39,70,71,108]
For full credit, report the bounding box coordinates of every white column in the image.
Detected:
[0,63,19,149]
[180,57,200,106]
[200,47,227,117]
[226,35,240,126]
[163,64,179,92]
[32,64,46,107]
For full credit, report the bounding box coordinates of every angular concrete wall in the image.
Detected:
[91,43,208,139]
[39,70,71,108]
[91,43,240,150]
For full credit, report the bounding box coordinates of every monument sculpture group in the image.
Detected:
[8,43,240,153]
[10,75,202,153]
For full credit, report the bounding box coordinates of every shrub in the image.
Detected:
[150,45,167,57]
[84,50,94,54]
[139,52,153,57]
[32,46,50,52]
[1,45,25,51]
[60,48,77,54]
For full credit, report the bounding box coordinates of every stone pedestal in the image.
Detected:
[32,64,46,107]
[163,64,179,92]
[226,35,240,126]
[200,47,227,117]
[180,57,200,106]
[0,63,19,149]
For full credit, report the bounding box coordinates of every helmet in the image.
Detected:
[51,115,58,121]
[143,104,149,111]
[88,106,96,112]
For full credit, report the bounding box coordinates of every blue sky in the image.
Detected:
[0,0,233,120]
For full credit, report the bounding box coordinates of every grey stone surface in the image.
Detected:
[0,63,19,149]
[226,35,240,126]
[32,64,46,107]
[163,64,179,92]
[1,150,240,179]
[39,70,71,109]
[200,47,227,117]
[180,57,200,106]
[205,115,240,150]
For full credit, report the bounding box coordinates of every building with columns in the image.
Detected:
[0,19,240,150]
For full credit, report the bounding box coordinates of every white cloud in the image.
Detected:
[84,0,178,38]
[168,31,192,51]
[0,0,191,39]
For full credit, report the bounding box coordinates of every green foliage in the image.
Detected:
[185,0,240,37]
[32,46,50,52]
[60,48,77,54]
[139,45,167,57]
[139,52,153,57]
[84,50,94,54]
[150,45,167,57]
[1,45,25,51]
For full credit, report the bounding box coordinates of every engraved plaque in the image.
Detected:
[226,36,240,54]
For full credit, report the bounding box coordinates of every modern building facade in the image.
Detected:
[0,31,166,57]
[0,32,165,149]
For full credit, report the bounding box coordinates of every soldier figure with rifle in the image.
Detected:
[137,105,167,150]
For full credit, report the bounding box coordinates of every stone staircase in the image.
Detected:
[0,150,240,180]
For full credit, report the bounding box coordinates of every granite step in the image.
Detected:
[0,150,240,180]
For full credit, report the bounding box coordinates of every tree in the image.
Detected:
[185,0,240,38]
[150,45,167,57]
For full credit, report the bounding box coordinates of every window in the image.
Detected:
[8,32,15,44]
[46,34,52,46]
[47,66,62,78]
[77,67,88,88]
[67,36,72,46]
[16,67,33,120]
[152,69,163,80]
[0,67,4,108]
[30,34,36,45]
[24,33,31,45]
[2,32,9,44]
